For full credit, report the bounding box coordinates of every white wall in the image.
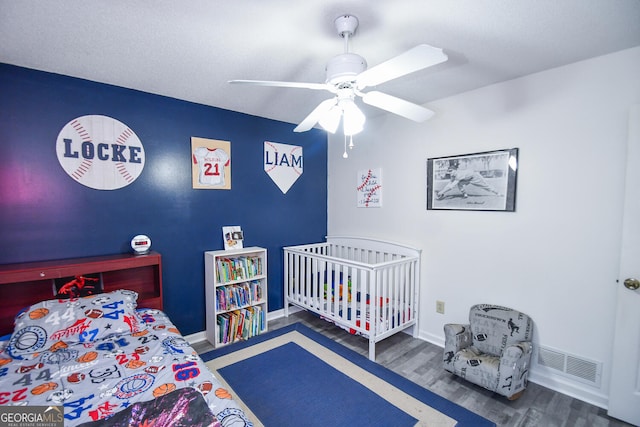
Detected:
[327,46,640,407]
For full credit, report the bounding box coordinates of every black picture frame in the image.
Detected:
[427,148,518,211]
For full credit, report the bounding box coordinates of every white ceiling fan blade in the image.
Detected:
[229,79,331,91]
[356,44,448,90]
[293,98,338,132]
[362,91,434,122]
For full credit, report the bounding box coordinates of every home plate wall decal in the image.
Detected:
[264,141,303,194]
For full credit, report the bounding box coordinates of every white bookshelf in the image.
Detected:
[204,246,268,348]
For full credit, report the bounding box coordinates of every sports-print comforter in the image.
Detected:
[0,291,252,427]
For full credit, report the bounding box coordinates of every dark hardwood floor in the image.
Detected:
[194,310,633,427]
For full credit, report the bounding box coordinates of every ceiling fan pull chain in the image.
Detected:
[343,134,349,158]
[349,135,355,149]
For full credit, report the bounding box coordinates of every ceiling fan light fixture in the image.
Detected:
[341,99,365,136]
[318,105,342,133]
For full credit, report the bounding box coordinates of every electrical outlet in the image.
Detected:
[436,300,445,314]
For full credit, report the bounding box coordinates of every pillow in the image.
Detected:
[6,289,147,359]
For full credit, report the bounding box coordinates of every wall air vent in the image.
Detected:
[536,346,602,387]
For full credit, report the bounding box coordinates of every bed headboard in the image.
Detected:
[0,252,163,336]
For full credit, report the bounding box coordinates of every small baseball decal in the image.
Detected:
[56,115,145,190]
[357,168,382,208]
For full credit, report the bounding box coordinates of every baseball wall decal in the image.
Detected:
[56,115,145,190]
[357,168,382,208]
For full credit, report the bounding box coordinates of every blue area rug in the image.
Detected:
[201,323,495,427]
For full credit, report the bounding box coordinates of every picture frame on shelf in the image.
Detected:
[222,225,244,250]
[427,148,518,212]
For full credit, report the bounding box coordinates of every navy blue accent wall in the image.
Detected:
[0,63,327,335]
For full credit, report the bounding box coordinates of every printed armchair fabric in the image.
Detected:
[443,304,534,399]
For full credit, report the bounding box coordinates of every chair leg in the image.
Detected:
[507,390,525,401]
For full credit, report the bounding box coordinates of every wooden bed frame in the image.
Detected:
[0,252,163,336]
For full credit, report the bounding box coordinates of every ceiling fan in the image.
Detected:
[229,15,448,136]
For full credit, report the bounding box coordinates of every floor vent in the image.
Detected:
[536,346,602,387]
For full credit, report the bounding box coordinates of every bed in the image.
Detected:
[283,236,421,361]
[0,253,253,427]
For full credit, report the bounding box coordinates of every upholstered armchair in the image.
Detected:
[443,304,534,399]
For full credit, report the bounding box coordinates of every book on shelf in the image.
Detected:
[215,256,263,283]
[216,281,264,311]
[215,306,265,345]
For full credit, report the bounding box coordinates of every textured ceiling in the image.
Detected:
[1,1,639,128]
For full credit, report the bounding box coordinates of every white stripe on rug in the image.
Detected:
[205,330,456,427]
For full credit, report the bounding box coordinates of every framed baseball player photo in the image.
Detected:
[191,137,231,190]
[427,148,518,211]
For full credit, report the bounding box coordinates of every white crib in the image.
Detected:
[284,236,421,361]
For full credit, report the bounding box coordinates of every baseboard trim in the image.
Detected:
[420,331,444,348]
[184,330,206,345]
[528,370,608,410]
[268,306,302,320]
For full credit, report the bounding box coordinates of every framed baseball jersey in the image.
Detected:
[191,137,231,190]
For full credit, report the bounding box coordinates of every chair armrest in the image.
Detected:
[443,323,471,369]
[497,341,533,394]
[501,341,533,364]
